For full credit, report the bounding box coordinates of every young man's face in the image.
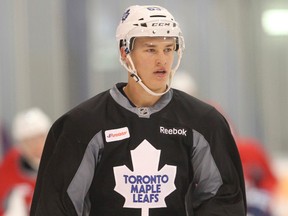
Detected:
[130,37,176,93]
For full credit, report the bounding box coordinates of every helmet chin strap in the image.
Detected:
[120,50,183,97]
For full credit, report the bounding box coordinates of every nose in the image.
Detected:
[156,51,167,66]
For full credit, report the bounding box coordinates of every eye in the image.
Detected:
[146,48,156,53]
[164,47,173,53]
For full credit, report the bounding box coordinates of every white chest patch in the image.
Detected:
[105,127,130,142]
[113,139,177,216]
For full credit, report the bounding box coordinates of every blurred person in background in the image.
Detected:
[237,138,277,216]
[0,123,11,162]
[171,71,198,96]
[0,108,51,216]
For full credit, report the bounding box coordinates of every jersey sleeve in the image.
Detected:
[30,116,102,216]
[30,123,76,216]
[188,108,246,215]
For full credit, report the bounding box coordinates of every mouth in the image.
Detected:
[154,70,167,77]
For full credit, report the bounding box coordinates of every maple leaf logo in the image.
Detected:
[113,139,177,216]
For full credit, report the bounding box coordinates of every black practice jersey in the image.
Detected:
[30,83,246,216]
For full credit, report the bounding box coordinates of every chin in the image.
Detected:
[150,85,167,93]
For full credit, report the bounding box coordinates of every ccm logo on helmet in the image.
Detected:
[152,22,171,27]
[160,126,187,136]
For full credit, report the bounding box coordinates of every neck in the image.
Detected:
[124,82,162,107]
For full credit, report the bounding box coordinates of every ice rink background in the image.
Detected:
[0,0,287,215]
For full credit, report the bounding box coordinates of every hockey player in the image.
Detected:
[30,5,246,216]
[0,108,51,216]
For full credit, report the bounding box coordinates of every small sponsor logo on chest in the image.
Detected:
[105,127,130,142]
[159,126,187,136]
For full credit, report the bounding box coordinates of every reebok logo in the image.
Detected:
[159,126,187,136]
[105,127,130,142]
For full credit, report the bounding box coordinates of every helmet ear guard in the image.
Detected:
[119,37,136,54]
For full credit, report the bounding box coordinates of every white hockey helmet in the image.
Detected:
[12,107,52,142]
[116,5,184,53]
[116,5,185,96]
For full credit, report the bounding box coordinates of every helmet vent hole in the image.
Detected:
[150,15,166,18]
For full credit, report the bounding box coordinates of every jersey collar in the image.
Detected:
[110,83,173,118]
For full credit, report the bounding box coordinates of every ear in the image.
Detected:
[120,47,127,59]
